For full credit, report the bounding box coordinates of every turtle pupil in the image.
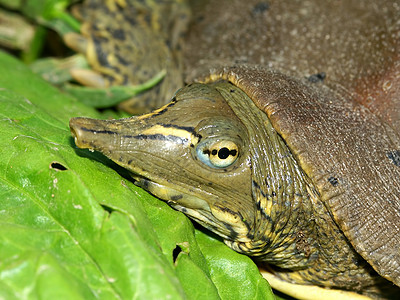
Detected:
[218,147,230,159]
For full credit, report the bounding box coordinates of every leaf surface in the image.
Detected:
[0,50,274,299]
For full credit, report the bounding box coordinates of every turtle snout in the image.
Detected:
[69,117,104,150]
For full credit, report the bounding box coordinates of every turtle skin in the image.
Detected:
[69,0,400,299]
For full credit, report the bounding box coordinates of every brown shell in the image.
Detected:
[204,66,400,286]
[186,0,400,286]
[184,0,400,131]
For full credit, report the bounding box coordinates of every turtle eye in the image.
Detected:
[196,140,239,168]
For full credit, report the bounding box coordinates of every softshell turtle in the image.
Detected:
[69,0,400,299]
[64,0,189,113]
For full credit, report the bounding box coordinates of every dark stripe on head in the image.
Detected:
[79,127,117,135]
[78,126,190,145]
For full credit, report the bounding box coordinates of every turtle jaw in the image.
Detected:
[132,175,212,215]
[132,176,252,241]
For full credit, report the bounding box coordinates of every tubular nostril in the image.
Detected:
[69,117,124,151]
[69,117,94,149]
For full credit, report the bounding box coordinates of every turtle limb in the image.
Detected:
[69,68,107,88]
[63,32,88,55]
[62,0,190,113]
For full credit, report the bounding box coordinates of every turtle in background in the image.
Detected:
[68,0,400,299]
[63,0,190,114]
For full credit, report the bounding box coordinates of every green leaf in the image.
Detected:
[0,74,185,300]
[196,231,275,300]
[6,0,79,34]
[0,51,97,124]
[0,50,274,299]
[0,1,79,63]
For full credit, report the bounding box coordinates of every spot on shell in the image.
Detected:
[386,150,400,167]
[307,72,326,83]
[382,80,392,92]
[328,176,339,187]
[252,2,270,15]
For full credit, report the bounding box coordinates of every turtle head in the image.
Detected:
[70,82,256,242]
